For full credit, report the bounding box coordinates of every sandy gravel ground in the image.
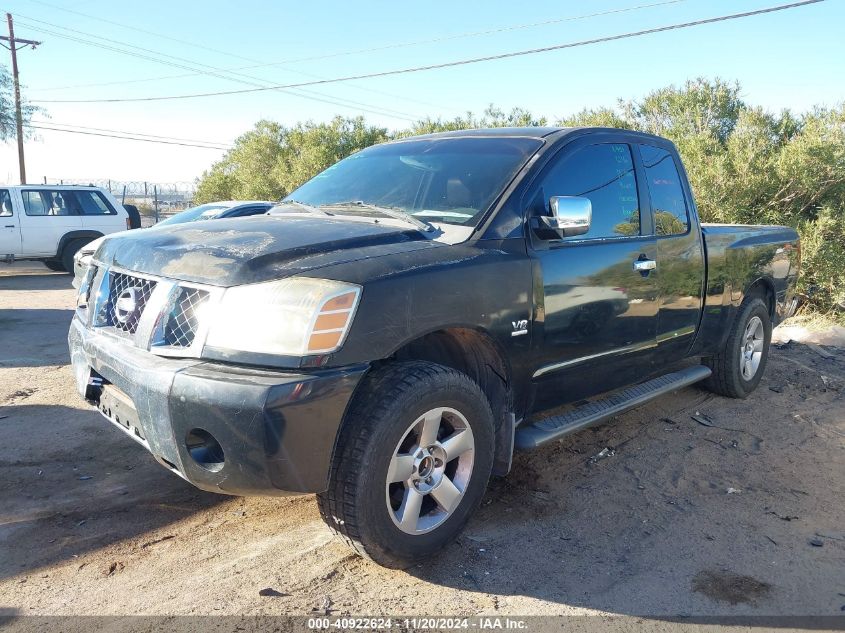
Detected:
[1,263,843,619]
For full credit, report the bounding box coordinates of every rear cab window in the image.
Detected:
[639,145,690,236]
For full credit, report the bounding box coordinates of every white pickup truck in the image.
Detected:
[0,185,139,272]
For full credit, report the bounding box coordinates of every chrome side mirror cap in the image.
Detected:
[532,196,592,239]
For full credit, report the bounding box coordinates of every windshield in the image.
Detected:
[282,136,543,227]
[157,203,229,226]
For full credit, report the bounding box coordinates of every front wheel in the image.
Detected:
[317,361,494,568]
[703,296,772,398]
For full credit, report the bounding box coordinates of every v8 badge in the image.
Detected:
[511,319,528,337]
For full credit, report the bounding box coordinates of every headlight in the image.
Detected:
[204,277,361,357]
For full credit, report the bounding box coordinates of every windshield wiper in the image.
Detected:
[273,200,335,216]
[319,200,434,232]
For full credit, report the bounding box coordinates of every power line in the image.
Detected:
[11,15,423,121]
[24,0,688,95]
[230,0,693,66]
[30,0,825,105]
[13,19,421,120]
[24,124,232,149]
[12,9,438,117]
[30,119,234,145]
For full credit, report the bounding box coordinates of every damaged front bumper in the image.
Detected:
[68,316,368,496]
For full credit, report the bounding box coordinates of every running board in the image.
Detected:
[514,365,712,450]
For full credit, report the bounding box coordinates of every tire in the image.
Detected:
[123,204,141,229]
[43,260,66,272]
[317,361,495,568]
[61,238,90,275]
[702,296,772,398]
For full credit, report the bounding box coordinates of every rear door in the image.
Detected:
[527,136,659,405]
[75,189,125,235]
[0,189,22,256]
[19,188,82,256]
[637,144,705,362]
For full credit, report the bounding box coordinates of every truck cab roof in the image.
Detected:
[396,126,676,146]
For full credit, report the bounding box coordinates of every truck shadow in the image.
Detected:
[0,270,74,289]
[1,342,841,618]
[402,345,845,616]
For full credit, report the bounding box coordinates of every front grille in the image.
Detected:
[88,266,218,355]
[164,287,210,347]
[101,272,157,334]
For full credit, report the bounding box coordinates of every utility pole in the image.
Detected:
[1,14,41,184]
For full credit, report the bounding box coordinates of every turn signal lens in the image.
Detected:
[307,290,360,353]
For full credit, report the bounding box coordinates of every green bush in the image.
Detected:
[798,208,845,318]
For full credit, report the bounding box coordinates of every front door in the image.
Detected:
[0,189,22,256]
[528,139,659,406]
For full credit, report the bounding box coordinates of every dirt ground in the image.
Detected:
[1,263,843,618]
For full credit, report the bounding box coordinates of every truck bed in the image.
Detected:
[691,223,800,356]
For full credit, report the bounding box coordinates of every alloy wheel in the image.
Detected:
[740,315,765,380]
[385,407,475,535]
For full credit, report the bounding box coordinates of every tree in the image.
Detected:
[558,106,628,129]
[620,77,745,144]
[406,105,546,136]
[274,116,388,194]
[195,116,387,204]
[0,64,39,142]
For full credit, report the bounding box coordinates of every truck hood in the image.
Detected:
[95,214,441,286]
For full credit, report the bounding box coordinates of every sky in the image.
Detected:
[0,0,842,186]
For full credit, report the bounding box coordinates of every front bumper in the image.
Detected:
[68,317,368,496]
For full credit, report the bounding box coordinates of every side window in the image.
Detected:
[0,189,11,217]
[640,145,689,236]
[76,190,116,215]
[22,190,81,216]
[540,143,640,239]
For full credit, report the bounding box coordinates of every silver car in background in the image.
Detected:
[72,200,274,287]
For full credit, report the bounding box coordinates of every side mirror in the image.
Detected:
[532,196,592,239]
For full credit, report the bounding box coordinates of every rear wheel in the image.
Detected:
[317,361,494,568]
[61,238,91,275]
[43,260,66,272]
[703,296,772,398]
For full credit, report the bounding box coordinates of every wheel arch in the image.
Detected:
[712,277,776,352]
[55,230,104,259]
[743,276,776,322]
[361,326,516,477]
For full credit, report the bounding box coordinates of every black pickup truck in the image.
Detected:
[69,127,799,567]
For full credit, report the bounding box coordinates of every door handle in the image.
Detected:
[633,259,656,272]
[4,224,14,228]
